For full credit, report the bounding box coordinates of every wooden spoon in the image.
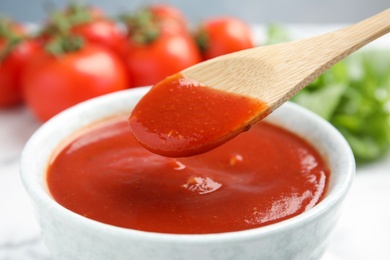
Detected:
[130,9,390,157]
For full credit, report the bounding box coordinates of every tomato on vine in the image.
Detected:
[195,17,254,60]
[22,35,128,122]
[147,3,188,33]
[0,19,40,107]
[121,6,201,87]
[42,3,127,57]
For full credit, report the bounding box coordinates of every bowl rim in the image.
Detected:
[20,86,355,244]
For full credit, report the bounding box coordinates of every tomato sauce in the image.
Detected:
[47,116,329,234]
[129,73,269,157]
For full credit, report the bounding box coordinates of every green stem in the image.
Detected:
[119,9,160,45]
[45,35,84,56]
[0,19,24,61]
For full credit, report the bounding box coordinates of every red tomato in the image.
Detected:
[149,3,187,24]
[125,31,201,87]
[0,21,40,107]
[43,4,126,57]
[22,45,128,122]
[122,5,200,87]
[148,3,187,33]
[71,18,127,57]
[196,17,254,60]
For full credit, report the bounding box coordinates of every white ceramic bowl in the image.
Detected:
[20,86,355,260]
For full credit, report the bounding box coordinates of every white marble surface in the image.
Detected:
[1,104,390,260]
[1,24,390,260]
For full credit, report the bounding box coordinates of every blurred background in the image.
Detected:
[0,0,389,24]
[1,1,390,260]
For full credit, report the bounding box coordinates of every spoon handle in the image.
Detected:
[335,8,390,52]
[182,9,390,114]
[266,8,390,110]
[305,8,390,69]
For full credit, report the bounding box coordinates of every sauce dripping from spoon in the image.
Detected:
[129,73,269,157]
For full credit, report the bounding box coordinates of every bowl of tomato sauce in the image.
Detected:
[21,86,355,260]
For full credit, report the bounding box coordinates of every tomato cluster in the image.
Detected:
[0,3,254,122]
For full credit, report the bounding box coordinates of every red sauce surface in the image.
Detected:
[129,73,269,157]
[47,116,330,234]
